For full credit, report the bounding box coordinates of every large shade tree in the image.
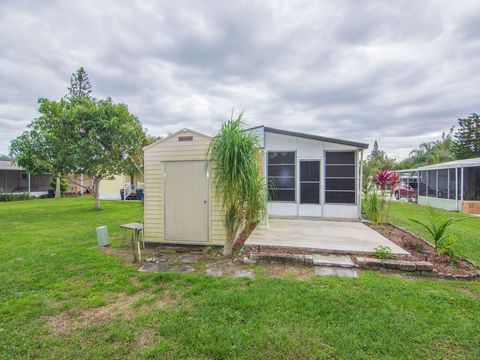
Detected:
[10,68,146,210]
[208,113,266,255]
[68,96,146,210]
[10,99,72,198]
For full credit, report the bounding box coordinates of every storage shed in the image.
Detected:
[143,129,226,245]
[143,126,369,246]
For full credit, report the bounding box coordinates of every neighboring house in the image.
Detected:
[0,160,52,196]
[143,127,368,245]
[406,157,480,214]
[65,173,144,200]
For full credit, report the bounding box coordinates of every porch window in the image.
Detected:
[300,160,320,204]
[464,166,480,200]
[457,169,462,200]
[427,170,436,196]
[448,169,456,200]
[437,169,448,198]
[325,151,356,204]
[419,171,426,196]
[267,152,295,202]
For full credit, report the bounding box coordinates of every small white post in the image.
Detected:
[406,174,410,202]
[358,149,363,218]
[447,169,450,200]
[461,167,464,202]
[455,168,458,210]
[425,171,428,197]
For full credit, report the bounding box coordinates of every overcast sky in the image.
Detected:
[1,1,479,159]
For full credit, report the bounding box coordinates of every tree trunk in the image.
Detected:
[55,176,61,199]
[222,240,233,256]
[93,178,101,211]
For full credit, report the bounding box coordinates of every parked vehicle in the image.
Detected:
[394,183,416,200]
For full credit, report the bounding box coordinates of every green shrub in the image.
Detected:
[437,233,457,258]
[49,176,68,193]
[0,193,33,202]
[364,190,381,225]
[373,245,394,259]
[410,207,465,255]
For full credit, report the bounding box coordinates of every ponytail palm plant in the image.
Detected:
[207,112,266,255]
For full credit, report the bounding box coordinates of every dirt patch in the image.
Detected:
[100,246,136,263]
[134,329,157,349]
[369,224,478,277]
[458,287,480,298]
[261,263,313,280]
[44,291,176,335]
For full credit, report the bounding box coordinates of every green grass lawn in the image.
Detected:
[1,198,480,359]
[388,201,480,264]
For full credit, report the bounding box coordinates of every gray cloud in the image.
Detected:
[1,0,479,160]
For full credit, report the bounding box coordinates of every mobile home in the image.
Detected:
[0,160,51,196]
[415,157,480,214]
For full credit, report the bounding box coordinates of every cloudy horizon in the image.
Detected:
[1,0,479,160]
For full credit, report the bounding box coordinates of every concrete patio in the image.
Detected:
[245,218,409,255]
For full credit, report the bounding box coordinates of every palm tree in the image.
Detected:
[401,128,455,168]
[207,112,266,255]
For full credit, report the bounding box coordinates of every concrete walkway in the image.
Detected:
[245,218,409,255]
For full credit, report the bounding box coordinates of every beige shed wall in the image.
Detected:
[144,130,226,245]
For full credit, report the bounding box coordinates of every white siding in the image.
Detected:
[264,131,361,219]
[418,196,459,211]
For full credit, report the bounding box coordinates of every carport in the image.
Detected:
[245,218,409,255]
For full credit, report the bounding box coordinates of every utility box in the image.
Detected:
[96,226,110,247]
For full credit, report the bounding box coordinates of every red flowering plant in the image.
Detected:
[374,170,400,224]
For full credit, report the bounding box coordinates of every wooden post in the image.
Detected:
[132,230,138,262]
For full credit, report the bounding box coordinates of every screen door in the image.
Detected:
[164,161,208,242]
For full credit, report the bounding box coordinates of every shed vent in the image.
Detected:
[178,136,193,142]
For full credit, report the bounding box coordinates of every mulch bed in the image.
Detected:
[369,223,479,277]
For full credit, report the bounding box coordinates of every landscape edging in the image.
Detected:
[387,222,480,280]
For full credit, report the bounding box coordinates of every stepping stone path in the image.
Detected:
[312,254,355,268]
[145,257,169,263]
[313,254,357,278]
[314,266,358,278]
[179,267,195,273]
[178,256,195,264]
[234,270,255,279]
[138,263,158,272]
[157,265,174,272]
[206,269,223,277]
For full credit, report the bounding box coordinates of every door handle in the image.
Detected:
[203,200,207,204]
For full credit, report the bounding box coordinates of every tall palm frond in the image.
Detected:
[207,112,266,255]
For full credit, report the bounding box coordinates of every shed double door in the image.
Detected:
[164,161,208,242]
